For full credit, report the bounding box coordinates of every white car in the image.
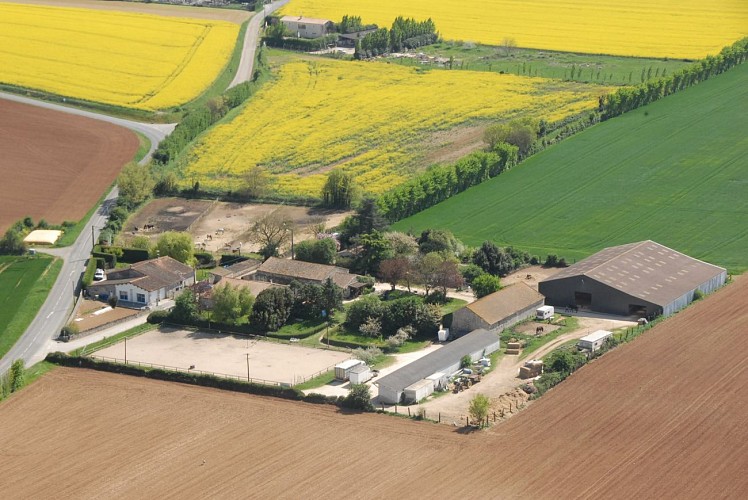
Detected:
[93,268,105,281]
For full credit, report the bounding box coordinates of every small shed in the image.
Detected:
[349,364,372,384]
[334,359,363,381]
[577,330,613,352]
[403,379,434,403]
[425,372,448,391]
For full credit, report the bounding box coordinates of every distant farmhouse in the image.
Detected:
[280,15,333,39]
[539,240,726,318]
[451,282,545,336]
[254,257,366,298]
[87,256,195,308]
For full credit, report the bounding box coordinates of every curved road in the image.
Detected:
[229,0,289,89]
[0,1,289,376]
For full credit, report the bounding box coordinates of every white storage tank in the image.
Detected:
[334,359,363,381]
[349,364,372,384]
[437,327,450,342]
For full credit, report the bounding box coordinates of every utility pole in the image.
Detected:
[246,353,250,382]
[124,336,127,364]
[91,225,96,249]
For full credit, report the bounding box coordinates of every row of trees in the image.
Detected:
[377,145,518,221]
[345,294,441,338]
[355,17,438,59]
[602,37,747,119]
[171,278,344,333]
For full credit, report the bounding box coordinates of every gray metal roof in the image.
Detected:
[541,240,726,306]
[376,329,498,392]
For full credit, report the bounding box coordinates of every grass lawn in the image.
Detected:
[500,317,580,360]
[394,63,748,273]
[390,44,691,86]
[0,255,62,359]
[294,370,335,391]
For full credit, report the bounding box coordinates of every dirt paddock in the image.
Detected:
[94,327,351,385]
[125,198,351,254]
[1,277,746,498]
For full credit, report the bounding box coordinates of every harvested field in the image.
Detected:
[1,277,746,498]
[0,99,138,233]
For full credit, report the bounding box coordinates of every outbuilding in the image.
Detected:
[403,379,434,403]
[334,359,363,381]
[451,282,545,335]
[375,329,500,404]
[280,15,333,39]
[577,330,613,352]
[349,364,372,384]
[539,240,726,318]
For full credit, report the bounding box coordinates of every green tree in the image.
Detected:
[9,359,25,393]
[0,226,27,255]
[171,290,198,324]
[250,287,295,332]
[342,383,374,411]
[461,264,485,285]
[417,229,463,256]
[155,231,195,266]
[345,294,384,330]
[472,273,501,298]
[211,283,242,324]
[241,166,271,199]
[384,231,418,257]
[129,235,152,252]
[321,169,358,208]
[353,230,392,274]
[294,238,337,265]
[117,162,155,208]
[321,277,344,315]
[468,393,490,426]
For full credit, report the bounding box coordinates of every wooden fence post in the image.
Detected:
[408,407,411,417]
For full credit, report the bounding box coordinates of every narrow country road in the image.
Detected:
[0,92,175,161]
[229,0,289,89]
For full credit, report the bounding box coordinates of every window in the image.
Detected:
[119,290,128,301]
[137,293,146,303]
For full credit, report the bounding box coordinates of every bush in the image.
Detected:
[9,359,25,392]
[341,383,374,411]
[194,251,216,268]
[60,323,80,339]
[534,371,564,396]
[147,310,170,324]
[82,257,98,288]
[353,346,383,365]
[468,393,490,426]
[460,355,472,369]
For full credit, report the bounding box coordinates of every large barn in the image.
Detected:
[539,240,726,318]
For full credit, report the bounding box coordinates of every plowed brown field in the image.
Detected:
[1,278,746,498]
[0,99,138,232]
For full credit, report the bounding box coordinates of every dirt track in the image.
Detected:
[0,278,746,498]
[0,99,138,232]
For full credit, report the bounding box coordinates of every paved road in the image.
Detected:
[0,190,119,375]
[229,0,289,89]
[0,92,175,161]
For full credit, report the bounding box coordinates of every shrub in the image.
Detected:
[341,383,374,411]
[147,310,170,324]
[82,257,98,288]
[461,355,472,369]
[60,323,80,339]
[353,346,383,365]
[9,359,25,393]
[468,393,490,426]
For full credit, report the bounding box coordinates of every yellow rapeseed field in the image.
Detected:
[282,0,748,59]
[182,58,611,198]
[0,2,239,110]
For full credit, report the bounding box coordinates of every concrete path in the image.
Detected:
[229,0,289,89]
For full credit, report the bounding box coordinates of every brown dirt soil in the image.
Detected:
[73,299,139,332]
[4,0,251,23]
[0,99,138,233]
[1,278,746,498]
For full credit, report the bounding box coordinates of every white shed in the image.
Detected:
[425,372,449,391]
[349,364,372,384]
[335,359,363,381]
[403,379,434,403]
[577,330,613,352]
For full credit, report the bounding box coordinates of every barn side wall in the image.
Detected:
[662,271,727,316]
[451,309,489,336]
[539,276,660,317]
[491,298,545,332]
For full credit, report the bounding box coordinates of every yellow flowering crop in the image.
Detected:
[182,58,611,198]
[283,0,748,59]
[0,2,239,110]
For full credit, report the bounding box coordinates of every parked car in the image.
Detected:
[93,268,105,281]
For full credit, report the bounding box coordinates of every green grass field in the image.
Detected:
[394,63,748,273]
[0,255,62,359]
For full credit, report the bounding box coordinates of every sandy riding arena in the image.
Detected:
[94,327,351,385]
[0,99,138,233]
[0,278,746,498]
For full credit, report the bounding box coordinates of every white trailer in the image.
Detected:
[334,359,363,381]
[536,305,554,320]
[577,330,613,352]
[349,364,372,384]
